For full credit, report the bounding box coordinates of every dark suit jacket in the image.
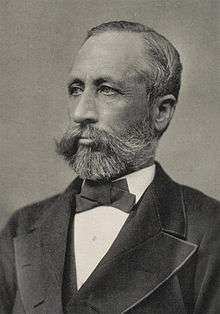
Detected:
[0,163,219,314]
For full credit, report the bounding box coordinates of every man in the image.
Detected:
[0,21,219,314]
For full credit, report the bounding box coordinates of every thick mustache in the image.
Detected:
[65,125,112,141]
[56,124,116,158]
[80,128,104,139]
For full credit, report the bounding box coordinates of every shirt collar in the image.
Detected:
[116,164,156,203]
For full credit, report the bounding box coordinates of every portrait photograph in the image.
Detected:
[0,1,219,313]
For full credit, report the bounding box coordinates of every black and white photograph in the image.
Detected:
[0,1,219,313]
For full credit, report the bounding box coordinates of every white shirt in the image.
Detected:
[74,164,155,289]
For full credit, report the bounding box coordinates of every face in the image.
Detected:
[68,31,149,135]
[57,31,157,180]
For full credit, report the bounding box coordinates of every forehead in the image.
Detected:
[71,31,146,79]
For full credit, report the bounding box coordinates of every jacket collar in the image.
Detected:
[150,162,187,238]
[13,163,197,313]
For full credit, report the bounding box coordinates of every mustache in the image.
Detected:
[55,124,116,158]
[64,124,111,144]
[57,124,115,149]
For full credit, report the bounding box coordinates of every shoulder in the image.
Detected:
[181,184,220,243]
[182,184,219,215]
[181,184,219,220]
[0,193,61,239]
[1,176,80,238]
[155,163,219,241]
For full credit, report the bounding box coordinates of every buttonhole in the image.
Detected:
[33,300,44,308]
[22,263,31,268]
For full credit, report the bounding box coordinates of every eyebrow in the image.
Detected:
[67,78,84,87]
[94,77,124,88]
[67,75,124,89]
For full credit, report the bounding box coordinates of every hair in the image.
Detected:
[86,21,182,103]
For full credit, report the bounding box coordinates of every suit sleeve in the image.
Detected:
[193,207,220,314]
[0,215,17,314]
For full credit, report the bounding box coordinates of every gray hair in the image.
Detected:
[86,21,182,102]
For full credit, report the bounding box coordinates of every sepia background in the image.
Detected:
[0,0,219,230]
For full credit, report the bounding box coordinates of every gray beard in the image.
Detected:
[56,120,157,181]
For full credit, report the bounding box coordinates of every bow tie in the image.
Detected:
[75,178,136,213]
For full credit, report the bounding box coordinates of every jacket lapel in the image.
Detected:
[65,163,198,313]
[13,177,82,314]
[75,234,197,314]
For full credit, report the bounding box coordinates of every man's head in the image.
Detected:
[56,21,182,181]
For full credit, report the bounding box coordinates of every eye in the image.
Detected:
[68,85,84,96]
[98,85,118,96]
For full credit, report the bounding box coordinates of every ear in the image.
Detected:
[153,94,176,134]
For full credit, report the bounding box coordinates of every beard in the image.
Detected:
[56,119,157,181]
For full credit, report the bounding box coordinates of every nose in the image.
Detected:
[70,91,98,125]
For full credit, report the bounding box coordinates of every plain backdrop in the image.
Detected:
[0,0,219,229]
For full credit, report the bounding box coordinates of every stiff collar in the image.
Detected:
[116,164,155,203]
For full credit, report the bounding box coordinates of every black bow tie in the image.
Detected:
[75,178,136,213]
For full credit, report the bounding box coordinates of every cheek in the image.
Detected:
[124,83,149,120]
[119,94,148,126]
[67,99,78,119]
[97,105,142,134]
[96,98,127,128]
[96,89,148,132]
